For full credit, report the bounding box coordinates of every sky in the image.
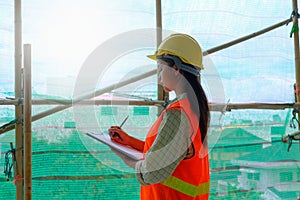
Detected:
[0,0,296,103]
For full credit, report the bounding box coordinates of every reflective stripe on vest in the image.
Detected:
[161,175,210,197]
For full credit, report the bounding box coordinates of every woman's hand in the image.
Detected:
[108,126,139,169]
[108,126,145,152]
[108,126,132,146]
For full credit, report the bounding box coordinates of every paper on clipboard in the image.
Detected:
[86,132,143,161]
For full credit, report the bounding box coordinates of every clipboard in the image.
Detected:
[86,132,143,161]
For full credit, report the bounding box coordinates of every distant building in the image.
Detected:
[231,143,300,199]
[209,127,267,170]
[209,127,268,198]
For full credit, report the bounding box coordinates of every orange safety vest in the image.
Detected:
[140,98,210,200]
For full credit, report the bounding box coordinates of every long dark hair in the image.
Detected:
[181,70,210,145]
[160,56,210,144]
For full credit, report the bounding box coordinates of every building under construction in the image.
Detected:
[0,0,300,199]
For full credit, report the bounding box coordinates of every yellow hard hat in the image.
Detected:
[147,33,204,69]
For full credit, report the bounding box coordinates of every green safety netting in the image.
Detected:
[1,0,300,199]
[1,107,299,199]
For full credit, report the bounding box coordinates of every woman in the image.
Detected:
[109,33,210,200]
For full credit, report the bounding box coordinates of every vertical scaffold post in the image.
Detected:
[292,0,300,151]
[293,0,300,102]
[14,0,23,199]
[156,0,168,102]
[23,44,32,200]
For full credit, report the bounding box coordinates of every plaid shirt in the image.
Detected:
[135,94,191,185]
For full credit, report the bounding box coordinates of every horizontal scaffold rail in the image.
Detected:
[0,17,294,136]
[0,98,299,111]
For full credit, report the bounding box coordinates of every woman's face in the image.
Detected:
[157,59,178,92]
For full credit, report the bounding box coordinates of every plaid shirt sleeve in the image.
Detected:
[135,108,191,185]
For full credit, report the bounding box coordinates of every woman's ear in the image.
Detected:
[173,64,179,71]
[173,64,181,76]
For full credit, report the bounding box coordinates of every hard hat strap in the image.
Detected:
[157,55,200,76]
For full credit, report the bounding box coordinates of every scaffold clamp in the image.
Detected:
[288,10,300,37]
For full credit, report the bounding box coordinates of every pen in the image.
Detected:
[119,115,129,128]
[112,115,129,138]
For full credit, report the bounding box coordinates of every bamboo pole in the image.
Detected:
[23,44,32,200]
[0,70,156,135]
[0,17,294,135]
[292,0,300,107]
[205,18,292,55]
[292,0,300,150]
[19,17,297,120]
[156,0,162,48]
[156,0,167,102]
[33,69,157,121]
[30,99,164,106]
[0,99,20,105]
[14,0,23,199]
[30,102,300,111]
[1,98,299,110]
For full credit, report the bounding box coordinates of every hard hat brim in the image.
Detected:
[147,54,158,61]
[147,53,204,70]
